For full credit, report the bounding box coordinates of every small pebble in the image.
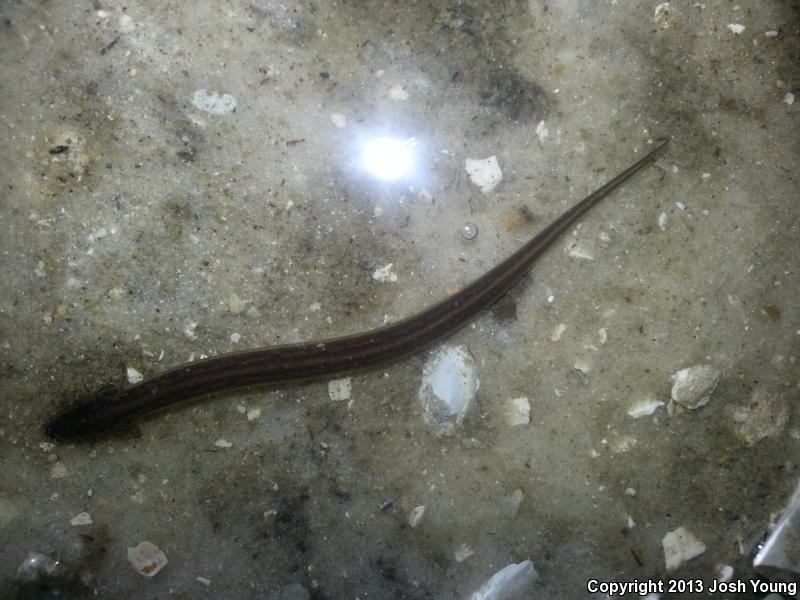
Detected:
[214,439,233,449]
[785,92,795,106]
[727,23,745,34]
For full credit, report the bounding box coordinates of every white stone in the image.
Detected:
[465,156,503,194]
[670,364,721,408]
[727,23,745,34]
[328,378,352,402]
[663,526,706,570]
[192,90,237,115]
[126,367,144,384]
[535,120,548,143]
[214,439,233,449]
[785,92,795,105]
[505,397,530,427]
[658,211,668,231]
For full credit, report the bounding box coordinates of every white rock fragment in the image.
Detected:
[727,23,745,34]
[372,263,397,283]
[785,92,795,106]
[765,30,779,38]
[419,346,479,435]
[214,439,233,449]
[454,543,475,563]
[670,364,721,409]
[70,512,93,526]
[663,527,706,570]
[676,201,686,210]
[246,407,262,421]
[126,367,143,384]
[127,541,168,577]
[550,323,567,342]
[627,398,665,418]
[658,211,668,231]
[389,85,409,100]
[470,560,538,600]
[505,397,530,427]
[230,332,242,344]
[192,90,237,115]
[408,505,426,527]
[196,576,212,586]
[328,378,352,402]
[465,156,503,194]
[535,120,549,144]
[500,489,524,518]
[330,113,346,128]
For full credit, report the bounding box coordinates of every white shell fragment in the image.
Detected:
[470,560,539,600]
[505,397,530,427]
[670,364,721,409]
[662,527,706,570]
[465,156,503,194]
[127,541,168,577]
[627,398,665,418]
[408,505,426,528]
[192,89,237,115]
[328,378,352,402]
[70,512,93,526]
[419,346,479,435]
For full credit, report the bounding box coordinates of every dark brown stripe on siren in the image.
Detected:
[45,139,669,442]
